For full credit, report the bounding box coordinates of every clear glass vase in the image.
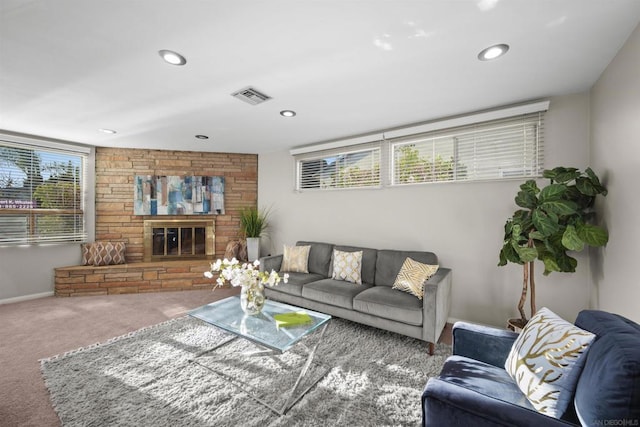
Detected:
[240,280,265,315]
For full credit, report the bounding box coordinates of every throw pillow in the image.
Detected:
[505,307,596,418]
[224,240,248,262]
[331,250,363,284]
[81,243,94,265]
[281,245,311,273]
[90,241,127,266]
[392,257,439,300]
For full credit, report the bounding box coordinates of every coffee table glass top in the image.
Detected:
[188,296,331,353]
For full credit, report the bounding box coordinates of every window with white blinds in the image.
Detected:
[296,143,382,190]
[0,138,88,245]
[292,101,547,191]
[390,112,544,185]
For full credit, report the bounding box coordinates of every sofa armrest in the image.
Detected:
[259,254,283,273]
[422,267,452,344]
[452,322,519,368]
[422,377,576,427]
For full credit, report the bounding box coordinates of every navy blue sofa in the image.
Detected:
[422,310,640,426]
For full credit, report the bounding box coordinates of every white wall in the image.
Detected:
[259,93,591,326]
[0,144,95,302]
[589,23,640,323]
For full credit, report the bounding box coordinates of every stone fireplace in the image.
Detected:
[143,219,214,262]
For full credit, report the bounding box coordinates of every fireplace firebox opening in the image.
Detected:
[143,219,214,262]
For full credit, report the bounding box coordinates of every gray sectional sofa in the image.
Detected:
[260,241,452,354]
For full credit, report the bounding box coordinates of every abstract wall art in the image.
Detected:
[134,175,224,215]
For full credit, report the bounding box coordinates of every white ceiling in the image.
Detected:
[1,0,639,155]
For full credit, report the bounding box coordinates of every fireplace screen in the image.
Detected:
[143,220,214,261]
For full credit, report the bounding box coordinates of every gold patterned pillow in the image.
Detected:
[505,307,595,418]
[281,245,310,273]
[89,242,127,266]
[331,250,363,284]
[392,257,439,299]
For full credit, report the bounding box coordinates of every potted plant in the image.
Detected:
[239,206,270,261]
[498,167,608,330]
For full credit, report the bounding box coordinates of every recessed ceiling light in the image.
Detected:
[98,128,117,134]
[280,110,296,117]
[195,135,209,140]
[478,44,509,61]
[158,49,187,66]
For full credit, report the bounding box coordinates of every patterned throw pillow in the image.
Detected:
[89,242,127,266]
[505,307,595,418]
[281,245,311,273]
[331,250,363,284]
[392,257,439,300]
[224,240,248,262]
[81,243,94,265]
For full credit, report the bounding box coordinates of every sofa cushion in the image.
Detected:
[269,272,326,297]
[573,310,640,425]
[392,257,439,300]
[281,244,310,273]
[333,245,377,285]
[331,249,363,284]
[301,278,371,309]
[353,286,423,326]
[575,309,640,337]
[505,307,595,419]
[375,250,438,287]
[297,241,334,277]
[437,355,536,411]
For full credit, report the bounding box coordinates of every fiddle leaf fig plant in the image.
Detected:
[498,166,608,328]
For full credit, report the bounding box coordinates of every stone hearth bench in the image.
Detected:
[54,260,215,296]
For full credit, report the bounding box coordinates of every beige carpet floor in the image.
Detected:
[0,289,451,427]
[0,288,238,427]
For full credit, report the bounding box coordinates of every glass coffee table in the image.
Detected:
[188,296,331,415]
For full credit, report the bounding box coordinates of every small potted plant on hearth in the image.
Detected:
[498,166,609,331]
[239,206,270,262]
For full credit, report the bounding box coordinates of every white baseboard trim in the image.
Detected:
[0,291,54,305]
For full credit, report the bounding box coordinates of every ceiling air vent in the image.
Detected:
[231,87,272,105]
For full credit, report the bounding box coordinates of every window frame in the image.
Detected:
[295,141,383,191]
[389,112,545,186]
[291,101,548,191]
[0,134,90,246]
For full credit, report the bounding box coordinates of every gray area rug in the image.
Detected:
[41,316,451,426]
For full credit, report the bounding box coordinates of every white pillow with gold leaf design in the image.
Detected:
[505,307,595,418]
[331,250,363,284]
[281,245,310,273]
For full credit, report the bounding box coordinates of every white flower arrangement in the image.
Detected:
[204,258,289,289]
